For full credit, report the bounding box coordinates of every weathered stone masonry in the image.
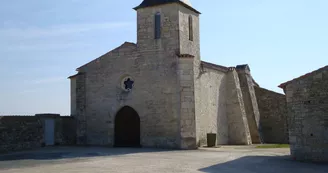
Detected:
[0,114,76,153]
[225,68,252,145]
[195,62,228,146]
[71,3,201,148]
[195,62,253,146]
[69,0,288,149]
[236,65,261,144]
[178,57,197,149]
[74,73,87,145]
[280,66,328,163]
[254,87,289,144]
[0,0,291,153]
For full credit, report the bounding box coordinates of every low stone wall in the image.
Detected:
[254,87,289,144]
[0,115,76,153]
[0,116,43,153]
[56,117,76,145]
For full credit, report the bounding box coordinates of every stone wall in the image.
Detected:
[55,116,77,145]
[0,115,76,153]
[254,87,289,144]
[284,67,328,162]
[195,63,228,146]
[0,116,43,153]
[77,43,181,148]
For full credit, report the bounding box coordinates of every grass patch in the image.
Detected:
[256,144,290,149]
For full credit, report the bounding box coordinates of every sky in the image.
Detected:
[0,0,327,115]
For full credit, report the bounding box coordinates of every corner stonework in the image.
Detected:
[178,57,197,149]
[75,73,87,145]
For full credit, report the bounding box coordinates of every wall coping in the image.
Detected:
[35,114,61,118]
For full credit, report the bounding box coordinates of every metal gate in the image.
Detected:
[44,119,55,146]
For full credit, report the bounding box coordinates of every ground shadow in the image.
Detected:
[0,147,176,170]
[199,155,328,173]
[0,147,174,161]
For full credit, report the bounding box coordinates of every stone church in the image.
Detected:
[69,0,285,149]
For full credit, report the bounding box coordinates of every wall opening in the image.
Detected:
[188,15,193,41]
[114,106,141,147]
[155,12,161,39]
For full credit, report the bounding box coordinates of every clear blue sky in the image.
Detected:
[0,0,327,115]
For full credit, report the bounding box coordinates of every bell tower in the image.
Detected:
[134,0,201,149]
[134,0,201,58]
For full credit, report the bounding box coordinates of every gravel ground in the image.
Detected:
[0,146,327,173]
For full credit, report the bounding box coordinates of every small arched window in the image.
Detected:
[155,12,161,39]
[188,15,193,41]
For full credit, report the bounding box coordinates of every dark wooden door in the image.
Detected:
[114,106,140,147]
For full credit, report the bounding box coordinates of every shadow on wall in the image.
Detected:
[199,155,328,173]
[216,75,228,145]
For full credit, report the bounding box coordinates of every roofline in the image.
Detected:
[68,72,85,79]
[279,65,328,88]
[68,74,79,79]
[201,61,229,73]
[134,2,201,14]
[76,41,136,71]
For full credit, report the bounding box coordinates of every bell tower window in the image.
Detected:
[189,15,193,41]
[155,12,161,39]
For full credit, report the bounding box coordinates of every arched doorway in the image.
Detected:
[114,106,141,147]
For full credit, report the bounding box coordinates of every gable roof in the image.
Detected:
[76,42,136,71]
[279,65,328,88]
[134,0,201,14]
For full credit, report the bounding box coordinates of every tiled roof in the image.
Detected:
[279,65,328,88]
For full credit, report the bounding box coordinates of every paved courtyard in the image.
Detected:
[0,146,327,173]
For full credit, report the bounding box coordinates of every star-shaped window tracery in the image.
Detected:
[124,78,134,91]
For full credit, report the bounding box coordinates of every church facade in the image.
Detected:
[69,0,286,149]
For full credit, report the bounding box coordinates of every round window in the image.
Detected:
[121,76,134,92]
